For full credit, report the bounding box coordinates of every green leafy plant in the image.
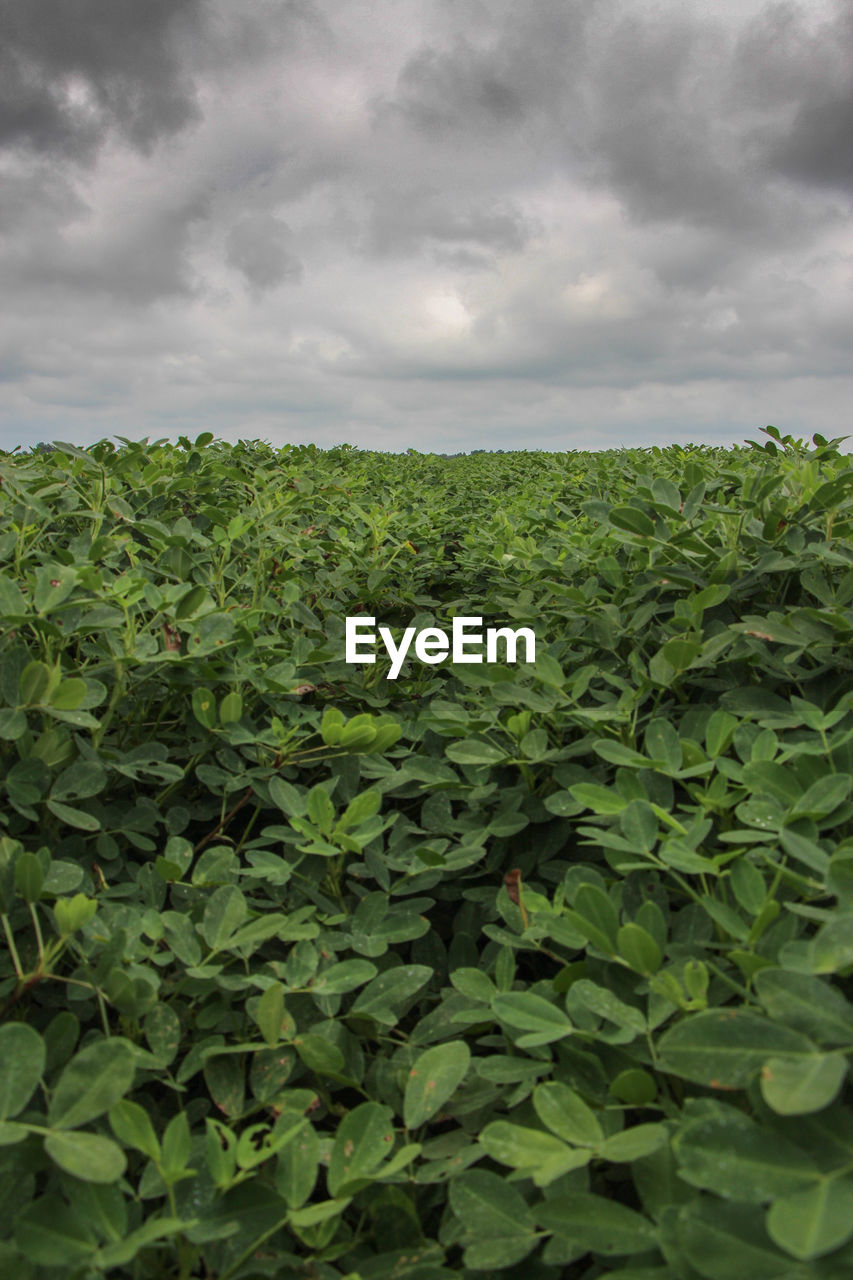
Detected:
[1,427,853,1278]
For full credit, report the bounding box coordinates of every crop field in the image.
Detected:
[2,428,853,1280]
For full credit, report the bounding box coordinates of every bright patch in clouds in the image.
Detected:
[422,290,473,335]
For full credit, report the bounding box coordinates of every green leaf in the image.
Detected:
[320,707,344,746]
[570,783,627,815]
[204,1053,245,1117]
[109,1099,161,1160]
[543,789,582,816]
[254,982,287,1047]
[351,965,432,1024]
[14,851,44,902]
[48,1038,136,1129]
[657,1009,817,1087]
[0,574,28,619]
[813,913,853,973]
[617,922,662,974]
[0,1023,45,1119]
[620,799,659,852]
[54,893,97,936]
[450,967,496,1003]
[598,1123,669,1162]
[789,773,851,820]
[593,739,650,767]
[340,714,378,749]
[294,1034,346,1077]
[0,1120,28,1145]
[201,885,248,949]
[96,1213,189,1264]
[492,991,573,1039]
[44,1130,127,1183]
[49,678,87,710]
[15,1196,97,1266]
[145,1002,181,1065]
[267,776,307,817]
[675,1103,818,1200]
[161,1110,192,1178]
[535,653,566,689]
[753,968,853,1045]
[536,1192,658,1255]
[445,739,506,765]
[660,638,700,673]
[610,1069,658,1106]
[191,687,217,729]
[311,959,377,995]
[336,789,381,830]
[219,691,242,724]
[275,1120,318,1208]
[760,1052,847,1115]
[645,718,682,770]
[678,1197,795,1280]
[571,979,646,1032]
[610,506,656,537]
[45,798,101,831]
[307,783,336,833]
[573,882,619,947]
[779,828,830,875]
[449,1169,537,1270]
[50,758,107,802]
[0,707,28,740]
[20,660,52,705]
[187,612,235,656]
[404,1042,470,1128]
[533,1081,603,1147]
[766,1176,853,1260]
[327,1101,396,1195]
[706,709,737,757]
[478,1121,586,1185]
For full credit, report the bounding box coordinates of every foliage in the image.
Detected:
[1,425,853,1278]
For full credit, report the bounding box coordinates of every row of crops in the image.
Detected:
[1,427,853,1278]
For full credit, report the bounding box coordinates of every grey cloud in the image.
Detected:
[373,0,852,240]
[582,13,762,231]
[730,1,851,112]
[731,2,853,192]
[359,185,534,260]
[8,191,211,304]
[381,42,524,135]
[0,0,205,160]
[371,2,590,139]
[196,0,331,70]
[768,93,853,191]
[225,213,303,293]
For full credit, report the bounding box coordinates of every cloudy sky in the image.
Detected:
[1,0,851,453]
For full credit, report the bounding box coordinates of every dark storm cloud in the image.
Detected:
[225,213,303,293]
[5,189,211,304]
[581,12,770,233]
[731,1,853,193]
[373,0,852,235]
[380,43,524,136]
[768,92,853,192]
[0,0,205,159]
[370,1,590,141]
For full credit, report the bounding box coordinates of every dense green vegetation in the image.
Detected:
[2,427,853,1279]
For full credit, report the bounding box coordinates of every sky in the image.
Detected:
[1,0,851,454]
